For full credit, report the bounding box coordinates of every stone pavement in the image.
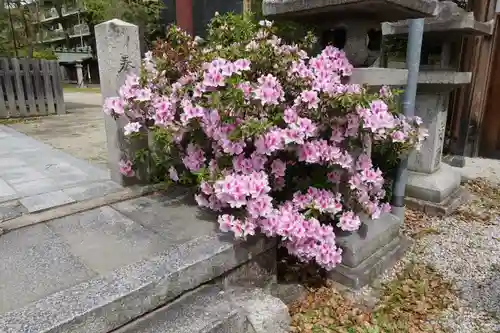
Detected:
[0,191,215,315]
[0,124,121,216]
[8,92,108,170]
[0,187,274,333]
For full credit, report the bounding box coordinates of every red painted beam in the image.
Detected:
[176,0,194,35]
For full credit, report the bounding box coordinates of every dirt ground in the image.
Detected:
[7,92,108,170]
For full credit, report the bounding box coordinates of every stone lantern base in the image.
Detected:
[328,213,411,289]
[405,165,470,216]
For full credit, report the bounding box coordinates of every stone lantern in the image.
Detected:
[263,0,438,289]
[382,1,494,216]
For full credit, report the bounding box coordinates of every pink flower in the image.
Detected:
[337,211,361,232]
[379,85,392,98]
[250,153,267,171]
[391,130,407,143]
[218,214,236,233]
[234,59,251,72]
[300,90,319,109]
[119,160,134,177]
[270,159,286,178]
[254,74,284,105]
[168,166,179,182]
[237,82,253,99]
[182,144,206,172]
[247,194,273,218]
[135,88,152,102]
[103,97,125,115]
[123,122,141,135]
[243,218,257,237]
[255,130,284,155]
[283,108,298,124]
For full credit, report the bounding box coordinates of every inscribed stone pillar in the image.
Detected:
[408,93,448,174]
[95,19,146,186]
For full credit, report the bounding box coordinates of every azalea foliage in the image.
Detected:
[103,14,428,270]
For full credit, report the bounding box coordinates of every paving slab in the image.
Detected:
[112,195,219,244]
[0,224,96,314]
[20,190,76,213]
[0,125,122,216]
[0,200,28,222]
[47,206,171,274]
[0,180,16,203]
[62,181,123,201]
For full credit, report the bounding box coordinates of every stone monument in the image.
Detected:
[382,1,493,215]
[263,0,437,289]
[95,19,148,186]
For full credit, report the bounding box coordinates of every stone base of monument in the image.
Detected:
[405,164,470,216]
[328,213,411,289]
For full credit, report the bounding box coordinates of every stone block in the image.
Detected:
[63,181,123,201]
[95,19,145,186]
[273,283,307,305]
[442,154,466,168]
[382,3,494,39]
[350,68,408,87]
[405,186,470,216]
[0,231,275,333]
[113,285,290,333]
[219,246,278,293]
[12,178,59,196]
[335,212,402,268]
[229,287,291,333]
[406,164,462,203]
[262,0,438,22]
[0,224,95,314]
[47,206,171,274]
[0,179,17,203]
[111,195,218,244]
[328,236,412,289]
[0,157,26,170]
[110,285,244,333]
[0,200,28,223]
[416,71,472,93]
[409,93,451,174]
[20,190,75,213]
[0,167,47,185]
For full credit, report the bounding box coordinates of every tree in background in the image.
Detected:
[1,0,44,57]
[81,0,165,55]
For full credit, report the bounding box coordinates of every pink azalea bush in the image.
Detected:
[103,14,427,270]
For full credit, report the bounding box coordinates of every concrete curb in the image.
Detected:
[0,184,164,235]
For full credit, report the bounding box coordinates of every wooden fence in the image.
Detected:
[0,58,65,118]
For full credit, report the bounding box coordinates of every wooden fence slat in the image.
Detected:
[50,61,65,114]
[10,58,27,117]
[1,58,18,117]
[0,71,6,118]
[32,60,47,116]
[1,57,66,118]
[42,60,56,115]
[21,58,38,116]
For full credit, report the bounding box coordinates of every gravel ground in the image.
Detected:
[416,215,500,333]
[411,159,500,332]
[452,157,500,184]
[346,158,500,332]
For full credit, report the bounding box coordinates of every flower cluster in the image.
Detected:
[104,16,427,270]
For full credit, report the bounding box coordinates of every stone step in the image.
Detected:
[0,192,276,333]
[111,285,290,333]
